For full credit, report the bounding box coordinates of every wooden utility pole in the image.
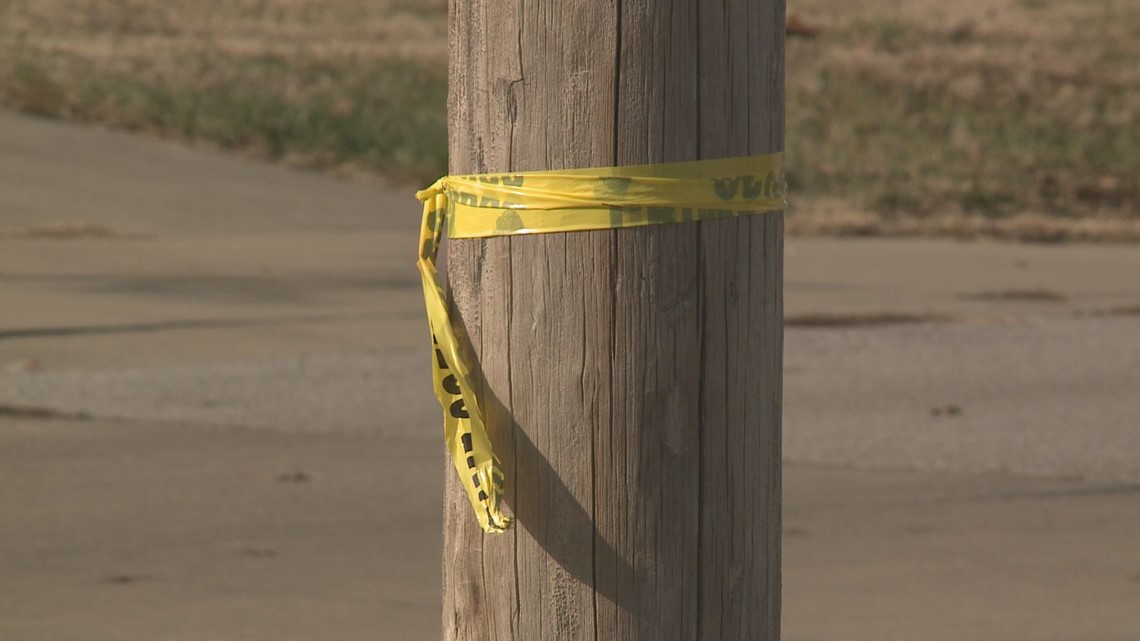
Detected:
[443,1,784,640]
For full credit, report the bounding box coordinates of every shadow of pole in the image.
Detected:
[477,380,642,620]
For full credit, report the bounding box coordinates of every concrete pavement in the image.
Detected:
[2,110,1139,639]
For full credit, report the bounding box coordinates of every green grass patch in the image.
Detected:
[2,50,448,182]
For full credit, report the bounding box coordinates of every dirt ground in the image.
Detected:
[2,110,1139,640]
[4,414,1138,641]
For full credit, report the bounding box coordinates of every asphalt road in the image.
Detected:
[2,110,1138,640]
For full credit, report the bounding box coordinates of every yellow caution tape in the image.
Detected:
[416,152,786,533]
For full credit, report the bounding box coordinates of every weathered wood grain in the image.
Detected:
[443,0,784,639]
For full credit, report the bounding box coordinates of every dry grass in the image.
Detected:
[786,0,1140,238]
[0,0,1137,238]
[0,0,448,182]
[784,201,1140,242]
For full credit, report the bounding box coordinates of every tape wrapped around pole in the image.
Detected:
[415,152,786,533]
